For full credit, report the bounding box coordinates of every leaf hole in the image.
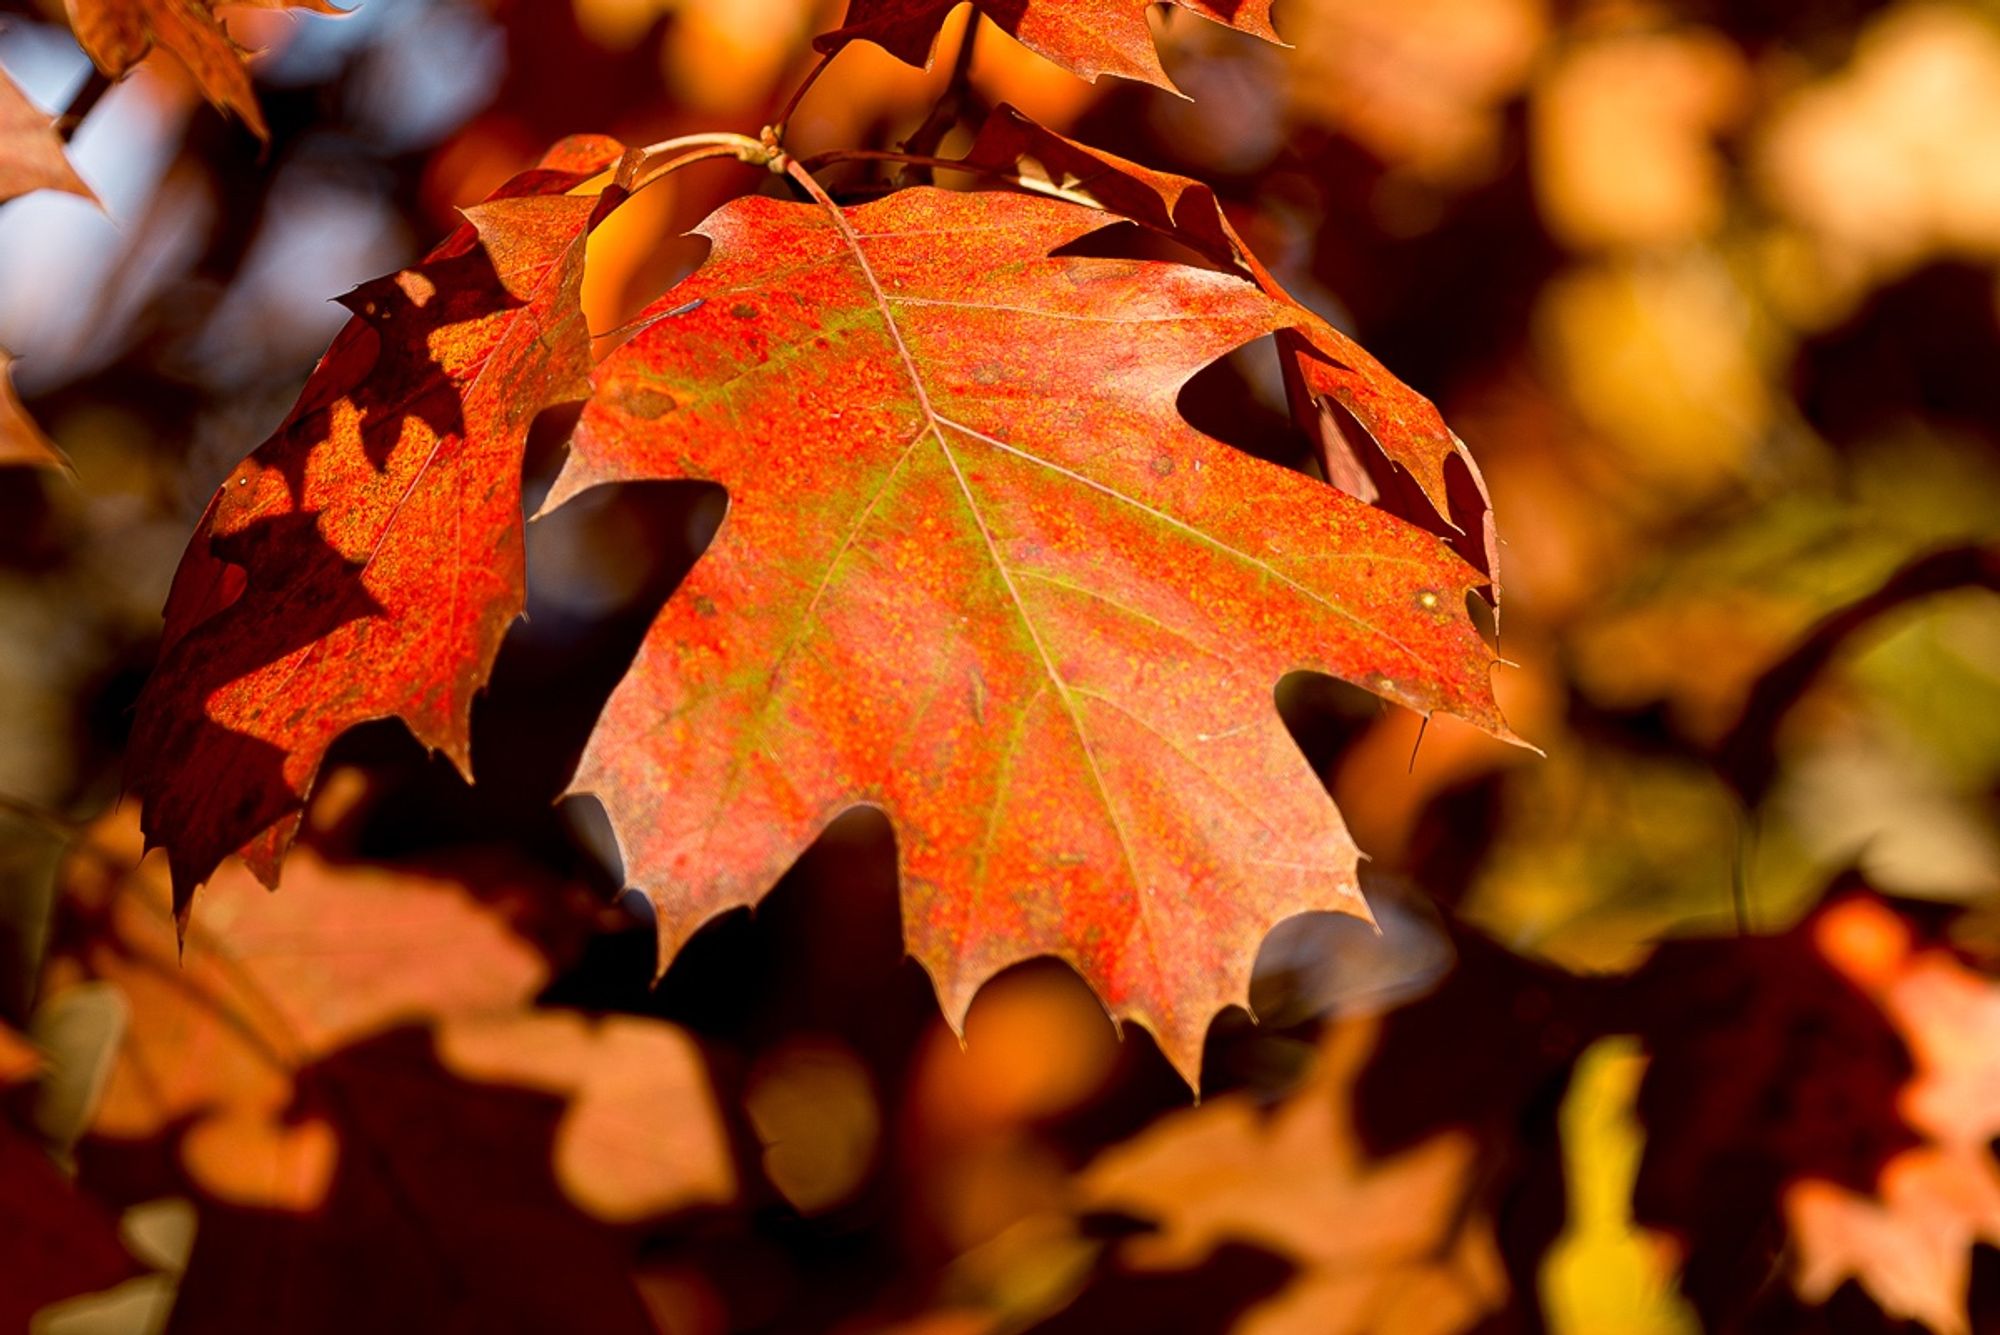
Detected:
[1045,219,1227,272]
[1273,670,1384,781]
[1465,588,1498,646]
[1177,337,1318,474]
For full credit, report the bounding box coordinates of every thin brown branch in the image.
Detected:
[55,67,112,143]
[772,50,836,141]
[1714,543,2000,805]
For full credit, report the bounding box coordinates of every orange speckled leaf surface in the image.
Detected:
[816,0,1279,91]
[551,184,1509,1081]
[129,135,631,917]
[64,0,347,139]
[966,105,1499,585]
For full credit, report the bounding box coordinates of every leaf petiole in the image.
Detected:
[624,132,776,194]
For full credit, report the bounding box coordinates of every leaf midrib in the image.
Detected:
[805,190,1169,995]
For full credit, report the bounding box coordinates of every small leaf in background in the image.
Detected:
[1786,895,2000,1335]
[818,0,1280,91]
[61,0,348,140]
[0,349,73,473]
[743,1036,881,1216]
[0,68,97,207]
[1080,1017,1508,1335]
[1539,1038,1698,1335]
[1624,900,1919,1330]
[1529,26,1746,254]
[39,808,738,1333]
[1756,3,2000,328]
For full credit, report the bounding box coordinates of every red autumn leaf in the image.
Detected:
[551,182,1510,1080]
[963,105,1498,583]
[127,136,632,914]
[0,348,73,472]
[0,67,96,206]
[64,0,347,139]
[816,0,1280,91]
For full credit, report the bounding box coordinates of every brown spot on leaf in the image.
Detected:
[625,389,679,419]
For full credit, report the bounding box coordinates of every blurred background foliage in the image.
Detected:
[2,0,1999,1331]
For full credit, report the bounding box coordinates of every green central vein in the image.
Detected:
[799,186,1166,992]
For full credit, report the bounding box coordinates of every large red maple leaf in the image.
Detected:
[550,182,1510,1078]
[128,136,632,916]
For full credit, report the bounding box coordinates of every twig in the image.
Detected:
[55,67,112,143]
[771,50,836,142]
[1713,543,2000,806]
[0,791,79,836]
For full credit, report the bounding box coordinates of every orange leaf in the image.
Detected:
[64,0,348,139]
[0,68,97,206]
[817,0,1280,91]
[0,348,73,473]
[550,182,1510,1081]
[1080,1018,1508,1335]
[127,137,633,915]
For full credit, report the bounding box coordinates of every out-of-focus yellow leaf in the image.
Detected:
[1537,255,1775,500]
[1532,27,1745,251]
[1758,3,2000,326]
[1463,742,1742,971]
[743,1036,880,1215]
[1541,1038,1700,1335]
